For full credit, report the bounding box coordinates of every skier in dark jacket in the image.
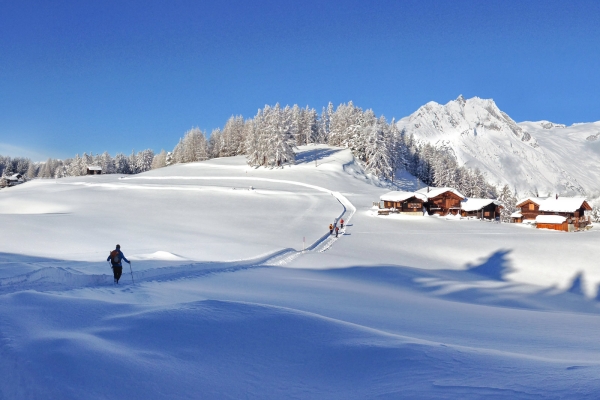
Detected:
[107,244,130,284]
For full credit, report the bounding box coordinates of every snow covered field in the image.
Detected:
[2,146,600,399]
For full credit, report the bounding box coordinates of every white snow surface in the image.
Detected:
[415,186,465,199]
[516,196,548,206]
[538,197,588,213]
[2,145,600,399]
[379,190,427,202]
[460,198,501,212]
[399,95,600,197]
[535,215,568,224]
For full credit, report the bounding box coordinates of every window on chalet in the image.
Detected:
[529,204,535,210]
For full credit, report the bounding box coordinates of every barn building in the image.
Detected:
[416,187,465,216]
[379,191,427,215]
[513,197,547,223]
[534,197,592,232]
[86,166,102,175]
[6,173,24,187]
[460,198,503,220]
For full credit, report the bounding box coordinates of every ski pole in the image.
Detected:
[129,261,135,284]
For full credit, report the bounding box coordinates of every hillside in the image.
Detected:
[398,96,600,198]
[2,146,600,399]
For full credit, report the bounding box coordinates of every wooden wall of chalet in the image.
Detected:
[461,204,501,220]
[519,200,541,220]
[537,222,568,232]
[383,198,424,212]
[538,202,592,230]
[426,192,463,215]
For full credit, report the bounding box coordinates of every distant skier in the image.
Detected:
[107,244,130,284]
[329,224,334,235]
[340,219,344,228]
[335,226,339,238]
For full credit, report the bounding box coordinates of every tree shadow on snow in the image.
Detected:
[294,148,342,165]
[465,249,514,281]
[316,249,600,314]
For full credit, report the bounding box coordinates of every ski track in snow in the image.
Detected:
[4,148,600,398]
[1,176,356,292]
[115,177,357,256]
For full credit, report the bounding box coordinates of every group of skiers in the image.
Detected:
[329,218,344,238]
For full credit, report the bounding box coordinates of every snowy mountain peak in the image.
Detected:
[404,96,537,147]
[397,96,597,196]
[534,120,567,130]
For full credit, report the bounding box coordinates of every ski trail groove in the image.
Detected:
[121,176,357,258]
[0,177,357,293]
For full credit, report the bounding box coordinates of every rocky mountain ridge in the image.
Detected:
[398,96,600,198]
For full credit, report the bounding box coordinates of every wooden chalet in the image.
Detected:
[535,197,592,232]
[513,197,547,223]
[379,191,427,215]
[416,187,465,216]
[460,198,503,220]
[3,173,24,187]
[86,166,102,175]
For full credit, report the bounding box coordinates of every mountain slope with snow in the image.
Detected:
[2,146,600,399]
[398,96,600,196]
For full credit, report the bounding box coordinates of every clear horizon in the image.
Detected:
[2,0,599,161]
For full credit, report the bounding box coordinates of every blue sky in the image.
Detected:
[1,0,599,160]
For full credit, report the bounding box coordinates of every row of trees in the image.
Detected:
[1,101,552,221]
[0,150,156,180]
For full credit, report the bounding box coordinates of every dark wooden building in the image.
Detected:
[460,198,503,220]
[379,191,427,215]
[536,197,592,231]
[416,187,465,216]
[513,197,547,222]
[86,166,102,175]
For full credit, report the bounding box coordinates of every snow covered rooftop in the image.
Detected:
[535,215,567,224]
[538,197,589,213]
[415,187,465,200]
[461,198,502,212]
[87,166,102,171]
[380,191,427,202]
[516,197,547,207]
[7,174,23,181]
[510,212,523,218]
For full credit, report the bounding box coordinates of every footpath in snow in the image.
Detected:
[2,146,600,399]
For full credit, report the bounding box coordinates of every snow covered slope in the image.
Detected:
[519,120,600,197]
[398,96,600,196]
[2,146,600,399]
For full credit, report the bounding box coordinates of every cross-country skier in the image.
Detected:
[107,244,130,284]
[329,224,333,235]
[335,226,339,238]
[340,219,344,228]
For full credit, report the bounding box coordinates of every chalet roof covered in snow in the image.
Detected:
[87,166,102,171]
[538,197,589,213]
[516,197,547,207]
[415,187,465,200]
[7,174,23,181]
[380,191,427,202]
[460,198,502,212]
[535,215,567,224]
[511,212,523,218]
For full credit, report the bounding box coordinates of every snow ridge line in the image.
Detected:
[0,177,357,293]
[121,176,357,258]
[0,249,297,294]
